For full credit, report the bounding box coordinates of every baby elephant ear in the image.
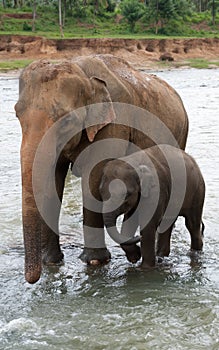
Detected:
[85,77,116,142]
[139,165,153,197]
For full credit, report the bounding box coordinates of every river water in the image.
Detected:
[0,68,218,350]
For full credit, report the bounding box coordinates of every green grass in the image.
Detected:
[156,58,219,70]
[213,61,219,67]
[0,6,219,39]
[1,29,211,39]
[0,59,33,71]
[188,58,209,68]
[188,58,219,69]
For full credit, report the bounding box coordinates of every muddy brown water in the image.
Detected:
[0,68,218,350]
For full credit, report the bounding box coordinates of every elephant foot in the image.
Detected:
[140,261,156,270]
[42,251,64,266]
[156,248,170,258]
[157,256,164,264]
[120,243,141,264]
[79,247,111,265]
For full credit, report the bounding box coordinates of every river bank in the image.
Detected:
[0,35,219,72]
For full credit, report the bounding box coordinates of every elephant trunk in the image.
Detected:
[21,156,42,284]
[23,211,42,284]
[103,210,123,244]
[103,208,140,245]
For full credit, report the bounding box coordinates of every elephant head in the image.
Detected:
[15,58,128,283]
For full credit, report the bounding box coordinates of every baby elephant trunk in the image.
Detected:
[103,211,141,246]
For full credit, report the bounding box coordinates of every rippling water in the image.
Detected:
[0,69,218,350]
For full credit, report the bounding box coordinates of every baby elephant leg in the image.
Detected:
[140,224,157,268]
[156,223,175,258]
[120,212,141,264]
[185,213,204,251]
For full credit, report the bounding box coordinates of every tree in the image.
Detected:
[208,0,219,25]
[192,0,212,11]
[120,0,145,32]
[107,0,116,12]
[173,0,193,17]
[147,0,176,34]
[32,0,37,32]
[58,0,64,37]
[145,0,192,34]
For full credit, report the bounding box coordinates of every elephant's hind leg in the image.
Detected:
[185,212,204,251]
[41,226,64,266]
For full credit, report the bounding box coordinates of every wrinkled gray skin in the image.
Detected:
[15,54,189,283]
[100,145,205,268]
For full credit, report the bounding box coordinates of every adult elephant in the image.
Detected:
[15,54,188,284]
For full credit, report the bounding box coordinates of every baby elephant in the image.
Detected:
[99,144,205,269]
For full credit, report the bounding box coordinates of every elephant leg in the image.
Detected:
[41,159,69,265]
[140,223,157,269]
[41,222,64,266]
[185,212,204,251]
[79,207,111,264]
[156,222,175,258]
[120,210,141,263]
[79,165,111,264]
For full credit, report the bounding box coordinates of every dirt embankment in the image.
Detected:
[0,35,219,68]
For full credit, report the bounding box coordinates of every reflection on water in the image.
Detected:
[0,69,219,350]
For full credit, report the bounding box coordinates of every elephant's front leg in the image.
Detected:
[140,223,157,269]
[79,168,111,265]
[41,159,69,265]
[120,210,141,263]
[79,207,111,265]
[156,222,175,258]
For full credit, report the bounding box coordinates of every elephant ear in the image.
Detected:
[85,77,116,142]
[139,165,153,198]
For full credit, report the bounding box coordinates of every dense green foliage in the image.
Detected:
[0,0,218,37]
[120,0,145,32]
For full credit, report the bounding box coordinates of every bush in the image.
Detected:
[22,21,32,31]
[107,0,117,13]
[158,19,192,36]
[191,11,211,24]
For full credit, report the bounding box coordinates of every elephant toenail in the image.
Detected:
[89,259,101,266]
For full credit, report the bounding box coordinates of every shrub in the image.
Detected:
[23,21,32,31]
[158,19,192,36]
